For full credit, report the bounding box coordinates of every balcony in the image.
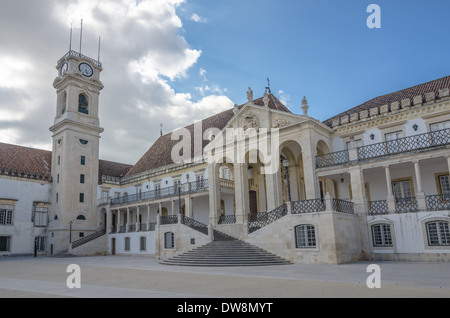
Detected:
[316,128,450,168]
[368,194,450,215]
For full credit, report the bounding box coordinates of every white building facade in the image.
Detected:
[1,49,449,264]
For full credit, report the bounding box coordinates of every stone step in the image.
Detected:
[160,239,291,267]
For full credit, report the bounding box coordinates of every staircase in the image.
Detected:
[161,230,291,267]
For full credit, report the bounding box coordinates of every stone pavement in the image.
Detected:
[0,256,449,298]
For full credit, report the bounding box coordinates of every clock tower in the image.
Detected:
[48,50,104,254]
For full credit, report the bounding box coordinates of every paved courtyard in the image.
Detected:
[0,256,449,298]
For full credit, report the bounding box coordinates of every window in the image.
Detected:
[155,184,161,197]
[58,156,61,165]
[371,224,393,247]
[196,175,205,189]
[385,131,403,154]
[346,139,363,149]
[0,236,11,252]
[35,237,46,252]
[140,237,146,251]
[0,205,14,225]
[125,237,131,251]
[57,174,60,183]
[295,225,316,248]
[392,179,413,200]
[80,174,85,184]
[164,232,175,249]
[61,92,67,115]
[76,215,86,221]
[426,221,450,246]
[79,193,85,203]
[430,121,450,146]
[56,193,59,203]
[34,206,48,227]
[81,156,86,166]
[78,94,89,114]
[439,175,450,198]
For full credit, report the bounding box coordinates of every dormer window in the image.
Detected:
[78,94,89,115]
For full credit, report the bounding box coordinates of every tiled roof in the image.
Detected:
[324,75,450,127]
[0,142,132,183]
[0,142,52,179]
[98,159,133,183]
[125,93,291,177]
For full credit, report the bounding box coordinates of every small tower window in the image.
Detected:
[78,94,89,115]
[61,92,67,115]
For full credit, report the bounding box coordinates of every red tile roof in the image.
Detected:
[324,75,450,127]
[0,143,52,180]
[0,142,132,183]
[125,93,291,177]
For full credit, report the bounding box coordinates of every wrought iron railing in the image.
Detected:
[110,179,209,206]
[128,224,136,232]
[358,128,450,161]
[119,225,126,233]
[248,204,287,234]
[316,150,350,168]
[218,215,236,225]
[292,199,325,214]
[180,215,208,235]
[160,215,179,225]
[395,197,418,213]
[331,199,354,214]
[426,194,450,211]
[368,200,389,215]
[72,229,106,249]
[62,50,102,67]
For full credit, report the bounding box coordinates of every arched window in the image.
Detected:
[295,225,316,248]
[78,94,89,115]
[76,215,86,221]
[164,232,174,249]
[426,220,450,246]
[61,92,67,115]
[371,224,393,247]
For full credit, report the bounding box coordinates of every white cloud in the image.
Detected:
[0,0,234,165]
[190,13,207,23]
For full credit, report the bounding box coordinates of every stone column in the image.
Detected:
[208,163,221,225]
[186,197,193,218]
[302,147,319,200]
[126,207,130,233]
[385,165,396,213]
[234,162,250,223]
[116,209,121,233]
[136,205,141,231]
[447,155,450,175]
[146,204,151,231]
[349,166,371,259]
[413,160,427,211]
[106,206,113,233]
[265,168,283,211]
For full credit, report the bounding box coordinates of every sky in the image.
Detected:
[1,0,450,165]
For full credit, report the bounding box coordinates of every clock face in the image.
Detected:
[79,63,93,77]
[59,63,68,77]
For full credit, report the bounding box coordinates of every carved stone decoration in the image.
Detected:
[247,87,253,103]
[273,118,289,128]
[233,104,240,115]
[242,113,259,133]
[263,90,270,108]
[301,96,309,116]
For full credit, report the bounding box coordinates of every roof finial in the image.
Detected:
[247,87,253,103]
[160,123,163,137]
[302,96,309,116]
[265,78,271,94]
